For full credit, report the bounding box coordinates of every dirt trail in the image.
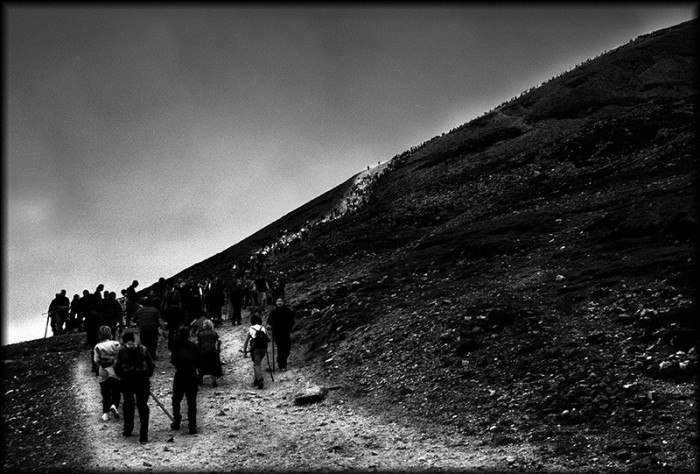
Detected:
[72,311,540,471]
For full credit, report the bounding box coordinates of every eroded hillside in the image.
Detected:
[165,19,699,470]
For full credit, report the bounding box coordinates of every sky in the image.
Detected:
[4,5,697,345]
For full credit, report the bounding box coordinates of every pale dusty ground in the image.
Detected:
[72,311,544,472]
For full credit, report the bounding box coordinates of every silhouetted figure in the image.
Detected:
[197,319,222,387]
[267,298,295,371]
[132,298,165,362]
[114,331,154,443]
[170,326,201,435]
[228,279,245,326]
[125,280,139,327]
[163,281,184,351]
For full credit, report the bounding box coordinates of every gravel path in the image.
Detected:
[71,311,541,471]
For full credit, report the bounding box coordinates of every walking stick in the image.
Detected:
[149,390,175,422]
[270,327,276,374]
[265,345,274,382]
[44,313,50,338]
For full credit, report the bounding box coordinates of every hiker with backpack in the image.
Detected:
[93,325,122,422]
[242,312,270,389]
[170,326,202,435]
[197,319,222,387]
[114,331,155,443]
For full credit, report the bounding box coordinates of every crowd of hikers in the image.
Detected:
[48,270,295,444]
[41,161,396,444]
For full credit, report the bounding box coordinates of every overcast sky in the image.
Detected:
[4,5,696,345]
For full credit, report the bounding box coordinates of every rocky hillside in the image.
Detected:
[2,19,697,472]
[161,19,699,470]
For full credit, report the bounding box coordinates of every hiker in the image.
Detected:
[228,279,245,326]
[82,290,103,374]
[114,330,155,443]
[170,326,201,435]
[254,274,270,312]
[189,313,208,337]
[197,319,222,387]
[47,292,68,336]
[267,298,295,371]
[67,293,81,333]
[205,278,225,327]
[163,281,184,351]
[102,292,123,338]
[242,313,269,389]
[55,290,70,335]
[93,325,122,421]
[132,297,166,362]
[125,280,139,327]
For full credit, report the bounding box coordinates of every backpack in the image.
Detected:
[99,355,115,368]
[119,344,151,377]
[251,327,269,350]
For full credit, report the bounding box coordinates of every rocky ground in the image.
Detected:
[1,309,573,472]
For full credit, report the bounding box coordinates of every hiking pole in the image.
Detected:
[149,390,174,422]
[270,327,276,374]
[265,348,274,382]
[44,313,50,338]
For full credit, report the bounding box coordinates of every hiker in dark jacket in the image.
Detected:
[197,319,222,387]
[102,292,123,338]
[125,280,139,326]
[114,331,155,443]
[67,294,81,333]
[267,298,295,371]
[170,326,202,434]
[163,281,184,351]
[228,279,245,326]
[132,298,166,361]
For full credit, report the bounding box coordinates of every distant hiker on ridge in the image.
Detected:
[125,280,139,327]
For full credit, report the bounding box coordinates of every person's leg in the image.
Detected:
[278,335,291,370]
[186,380,198,434]
[140,326,158,361]
[171,374,184,429]
[100,381,111,416]
[122,386,135,436]
[252,349,264,387]
[135,382,150,442]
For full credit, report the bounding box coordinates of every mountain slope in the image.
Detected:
[139,19,699,470]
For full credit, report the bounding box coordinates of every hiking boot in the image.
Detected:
[110,405,120,419]
[101,413,109,422]
[139,436,148,444]
[212,379,218,388]
[170,422,181,431]
[189,426,198,435]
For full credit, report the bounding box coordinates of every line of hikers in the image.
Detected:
[46,271,287,339]
[90,283,295,444]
